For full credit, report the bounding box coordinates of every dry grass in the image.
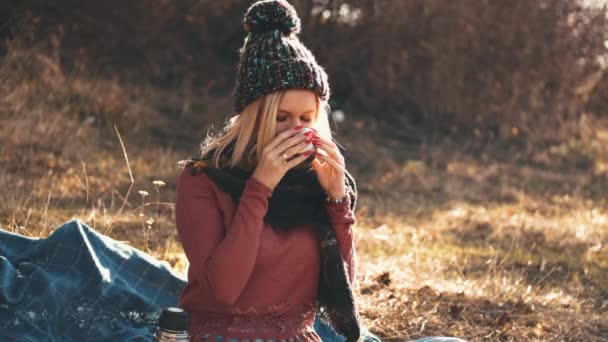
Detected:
[342,118,608,341]
[2,46,608,342]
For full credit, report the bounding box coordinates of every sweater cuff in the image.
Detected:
[247,176,273,198]
[324,195,352,216]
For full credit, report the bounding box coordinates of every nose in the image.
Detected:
[290,117,305,127]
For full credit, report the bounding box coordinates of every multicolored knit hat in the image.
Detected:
[234,0,331,114]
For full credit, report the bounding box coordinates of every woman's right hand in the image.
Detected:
[251,126,314,191]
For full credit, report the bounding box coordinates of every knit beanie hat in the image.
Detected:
[234,0,331,114]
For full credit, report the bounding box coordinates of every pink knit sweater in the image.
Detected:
[175,167,357,342]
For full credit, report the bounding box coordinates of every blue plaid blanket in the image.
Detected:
[0,219,380,342]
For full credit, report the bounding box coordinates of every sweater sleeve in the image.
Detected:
[175,168,273,306]
[324,197,357,286]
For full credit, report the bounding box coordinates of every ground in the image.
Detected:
[1,54,607,341]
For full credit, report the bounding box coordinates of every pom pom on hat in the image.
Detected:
[234,0,330,114]
[244,0,301,35]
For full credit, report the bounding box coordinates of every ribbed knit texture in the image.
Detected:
[234,0,330,114]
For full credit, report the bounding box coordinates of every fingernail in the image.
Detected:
[305,138,313,144]
[304,132,313,136]
[304,151,312,156]
[295,125,303,130]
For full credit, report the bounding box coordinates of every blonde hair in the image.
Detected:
[201,89,335,169]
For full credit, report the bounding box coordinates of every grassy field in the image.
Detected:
[1,49,608,341]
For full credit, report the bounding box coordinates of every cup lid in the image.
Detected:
[158,307,188,332]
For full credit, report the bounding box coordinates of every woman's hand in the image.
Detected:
[309,131,346,199]
[251,127,314,191]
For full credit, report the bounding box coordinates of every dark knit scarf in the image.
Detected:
[179,143,362,342]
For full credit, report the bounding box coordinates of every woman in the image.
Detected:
[176,1,365,341]
[175,1,466,342]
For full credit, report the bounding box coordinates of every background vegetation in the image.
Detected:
[1,1,607,340]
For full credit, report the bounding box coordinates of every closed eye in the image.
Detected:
[277,116,312,122]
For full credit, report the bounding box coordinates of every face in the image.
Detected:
[275,89,317,136]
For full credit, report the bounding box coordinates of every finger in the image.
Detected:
[284,151,310,169]
[278,141,309,164]
[313,138,344,165]
[316,153,346,174]
[266,130,307,162]
[310,153,328,171]
[266,127,301,151]
[277,132,308,155]
[312,135,337,153]
[283,139,314,158]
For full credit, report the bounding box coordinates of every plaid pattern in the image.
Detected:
[0,219,379,342]
[0,219,388,341]
[0,219,185,341]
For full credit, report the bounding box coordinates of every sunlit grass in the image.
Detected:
[2,46,608,341]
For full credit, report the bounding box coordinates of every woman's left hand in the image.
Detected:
[310,133,346,199]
